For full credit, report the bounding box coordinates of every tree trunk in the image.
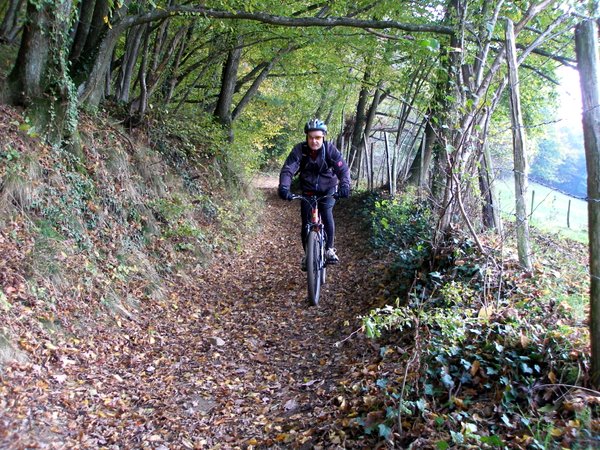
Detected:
[68,0,97,63]
[384,132,395,196]
[79,0,112,61]
[115,24,145,102]
[232,44,298,122]
[575,19,600,389]
[214,35,243,140]
[369,141,374,191]
[69,0,115,85]
[0,0,23,43]
[506,18,532,271]
[478,146,496,229]
[364,85,384,140]
[164,26,191,104]
[348,66,371,172]
[77,1,134,106]
[132,24,151,121]
[6,0,75,139]
[7,1,51,104]
[407,116,434,187]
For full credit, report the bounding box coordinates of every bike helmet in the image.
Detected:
[304,118,328,135]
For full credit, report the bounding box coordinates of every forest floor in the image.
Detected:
[1,175,393,448]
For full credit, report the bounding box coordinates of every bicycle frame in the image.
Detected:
[291,193,335,306]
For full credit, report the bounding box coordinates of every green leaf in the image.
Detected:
[537,404,555,413]
[481,435,504,446]
[417,38,440,52]
[436,441,450,450]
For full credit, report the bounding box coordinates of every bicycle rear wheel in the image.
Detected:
[306,230,322,306]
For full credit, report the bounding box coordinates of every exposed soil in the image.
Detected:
[1,177,390,448]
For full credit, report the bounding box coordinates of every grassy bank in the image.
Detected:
[495,177,588,243]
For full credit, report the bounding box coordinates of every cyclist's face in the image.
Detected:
[306,131,325,151]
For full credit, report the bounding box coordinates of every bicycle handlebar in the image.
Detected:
[290,192,338,202]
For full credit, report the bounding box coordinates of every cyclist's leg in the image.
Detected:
[319,194,336,250]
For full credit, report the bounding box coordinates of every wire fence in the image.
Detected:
[495,177,588,232]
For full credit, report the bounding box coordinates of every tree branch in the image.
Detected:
[125,6,454,35]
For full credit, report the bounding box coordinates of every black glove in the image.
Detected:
[278,185,293,201]
[338,184,350,198]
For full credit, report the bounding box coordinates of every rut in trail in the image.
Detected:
[0,177,389,449]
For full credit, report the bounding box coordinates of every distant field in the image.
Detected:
[495,177,588,241]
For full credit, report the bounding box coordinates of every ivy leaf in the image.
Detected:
[378,423,392,439]
[501,414,515,428]
[440,371,454,389]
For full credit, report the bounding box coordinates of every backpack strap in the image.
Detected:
[300,142,332,173]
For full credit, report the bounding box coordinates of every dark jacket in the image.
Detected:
[279,141,350,193]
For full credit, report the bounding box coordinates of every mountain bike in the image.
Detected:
[291,193,336,306]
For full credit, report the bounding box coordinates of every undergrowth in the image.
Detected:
[0,106,261,364]
[354,190,598,448]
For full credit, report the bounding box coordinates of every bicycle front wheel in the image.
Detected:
[320,232,327,285]
[306,230,322,306]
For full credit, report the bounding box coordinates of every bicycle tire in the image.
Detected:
[320,231,327,285]
[306,230,321,306]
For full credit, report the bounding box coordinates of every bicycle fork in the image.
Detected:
[309,206,327,268]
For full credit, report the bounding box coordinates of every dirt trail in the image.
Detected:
[1,177,386,449]
[176,177,385,447]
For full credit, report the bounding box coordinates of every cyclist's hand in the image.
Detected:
[338,184,350,198]
[278,186,293,201]
[278,185,288,200]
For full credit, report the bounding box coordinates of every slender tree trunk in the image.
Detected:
[0,0,23,43]
[575,19,600,389]
[479,147,496,229]
[68,0,97,63]
[115,24,145,102]
[364,84,384,139]
[232,45,298,121]
[369,141,374,191]
[164,26,191,103]
[407,116,435,188]
[506,18,532,271]
[349,67,371,172]
[214,34,243,140]
[80,0,112,59]
[384,132,395,196]
[133,24,151,121]
[69,0,116,85]
[77,1,134,106]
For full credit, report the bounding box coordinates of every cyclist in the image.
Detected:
[278,118,351,270]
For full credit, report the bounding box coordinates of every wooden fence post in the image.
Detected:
[576,19,600,388]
